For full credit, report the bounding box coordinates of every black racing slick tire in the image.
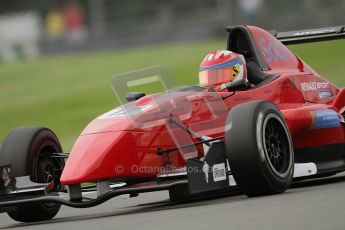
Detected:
[225,101,294,197]
[0,127,64,222]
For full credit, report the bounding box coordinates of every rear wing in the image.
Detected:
[272,26,345,45]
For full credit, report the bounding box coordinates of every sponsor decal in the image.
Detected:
[0,165,16,195]
[229,175,237,186]
[259,37,287,62]
[300,81,329,91]
[293,163,317,178]
[212,163,226,182]
[293,29,336,36]
[233,97,251,101]
[202,162,210,183]
[318,90,333,98]
[311,109,340,129]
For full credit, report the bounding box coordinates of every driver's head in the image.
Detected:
[199,50,247,86]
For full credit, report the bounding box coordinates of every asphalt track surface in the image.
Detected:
[1,173,345,230]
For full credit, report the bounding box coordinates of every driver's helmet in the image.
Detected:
[199,50,247,87]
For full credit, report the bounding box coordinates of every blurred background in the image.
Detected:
[0,0,344,150]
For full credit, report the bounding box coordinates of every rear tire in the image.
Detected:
[225,101,294,197]
[0,127,64,222]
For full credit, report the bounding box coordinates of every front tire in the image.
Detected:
[225,101,294,197]
[0,127,64,222]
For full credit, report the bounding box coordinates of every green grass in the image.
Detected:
[0,39,344,151]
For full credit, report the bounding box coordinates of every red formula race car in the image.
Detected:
[1,25,345,223]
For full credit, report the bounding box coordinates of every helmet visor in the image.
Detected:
[199,67,237,86]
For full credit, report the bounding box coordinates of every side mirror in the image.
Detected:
[126,92,145,102]
[221,79,249,92]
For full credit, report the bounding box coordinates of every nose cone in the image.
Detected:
[60,131,125,185]
[60,129,167,185]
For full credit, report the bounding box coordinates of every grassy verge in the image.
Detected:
[0,39,344,150]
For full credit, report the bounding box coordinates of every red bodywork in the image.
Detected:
[60,26,345,186]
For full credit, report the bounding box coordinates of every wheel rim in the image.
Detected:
[262,113,291,177]
[34,144,63,184]
[33,142,64,207]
